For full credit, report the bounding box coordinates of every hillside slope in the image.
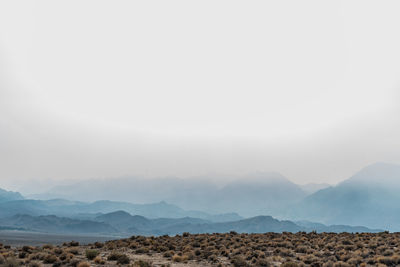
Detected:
[292,163,400,231]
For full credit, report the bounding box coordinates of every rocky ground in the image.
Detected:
[1,232,400,266]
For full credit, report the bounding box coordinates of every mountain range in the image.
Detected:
[31,172,318,217]
[291,162,400,230]
[0,198,241,222]
[1,162,400,233]
[0,211,381,236]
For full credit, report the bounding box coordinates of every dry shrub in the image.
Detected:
[77,262,91,267]
[231,256,249,267]
[184,251,195,260]
[93,256,105,264]
[43,254,58,264]
[255,258,271,266]
[22,246,34,253]
[85,249,99,260]
[281,262,299,267]
[136,247,149,254]
[94,242,103,248]
[106,251,130,264]
[69,241,80,247]
[172,254,184,262]
[322,261,334,267]
[163,251,173,258]
[377,256,398,265]
[59,252,74,261]
[133,260,152,267]
[28,261,43,267]
[42,244,53,250]
[53,248,63,255]
[1,257,20,267]
[67,248,79,255]
[295,245,308,253]
[333,261,351,267]
[107,251,121,261]
[391,255,400,264]
[27,252,44,261]
[347,257,362,265]
[116,254,130,264]
[17,252,26,259]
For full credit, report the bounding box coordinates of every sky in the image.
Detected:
[1,0,400,192]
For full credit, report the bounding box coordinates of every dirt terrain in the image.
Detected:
[0,231,115,247]
[1,232,400,266]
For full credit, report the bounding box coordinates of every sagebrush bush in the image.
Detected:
[93,256,105,264]
[281,262,299,267]
[85,249,99,260]
[77,262,91,267]
[116,254,130,264]
[42,254,58,264]
[28,261,43,267]
[134,260,152,267]
[231,256,249,267]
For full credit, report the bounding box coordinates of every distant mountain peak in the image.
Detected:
[104,210,131,217]
[247,215,274,221]
[341,162,400,187]
[0,188,24,202]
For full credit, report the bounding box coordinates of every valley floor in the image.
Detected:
[0,230,116,246]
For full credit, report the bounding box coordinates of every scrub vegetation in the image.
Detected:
[1,232,400,266]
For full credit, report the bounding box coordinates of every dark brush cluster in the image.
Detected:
[105,232,400,266]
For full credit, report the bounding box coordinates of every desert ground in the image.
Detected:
[1,232,400,266]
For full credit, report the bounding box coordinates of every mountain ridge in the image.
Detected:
[0,188,24,202]
[0,211,382,236]
[292,162,400,231]
[33,172,307,217]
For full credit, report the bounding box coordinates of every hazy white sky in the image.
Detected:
[1,0,400,190]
